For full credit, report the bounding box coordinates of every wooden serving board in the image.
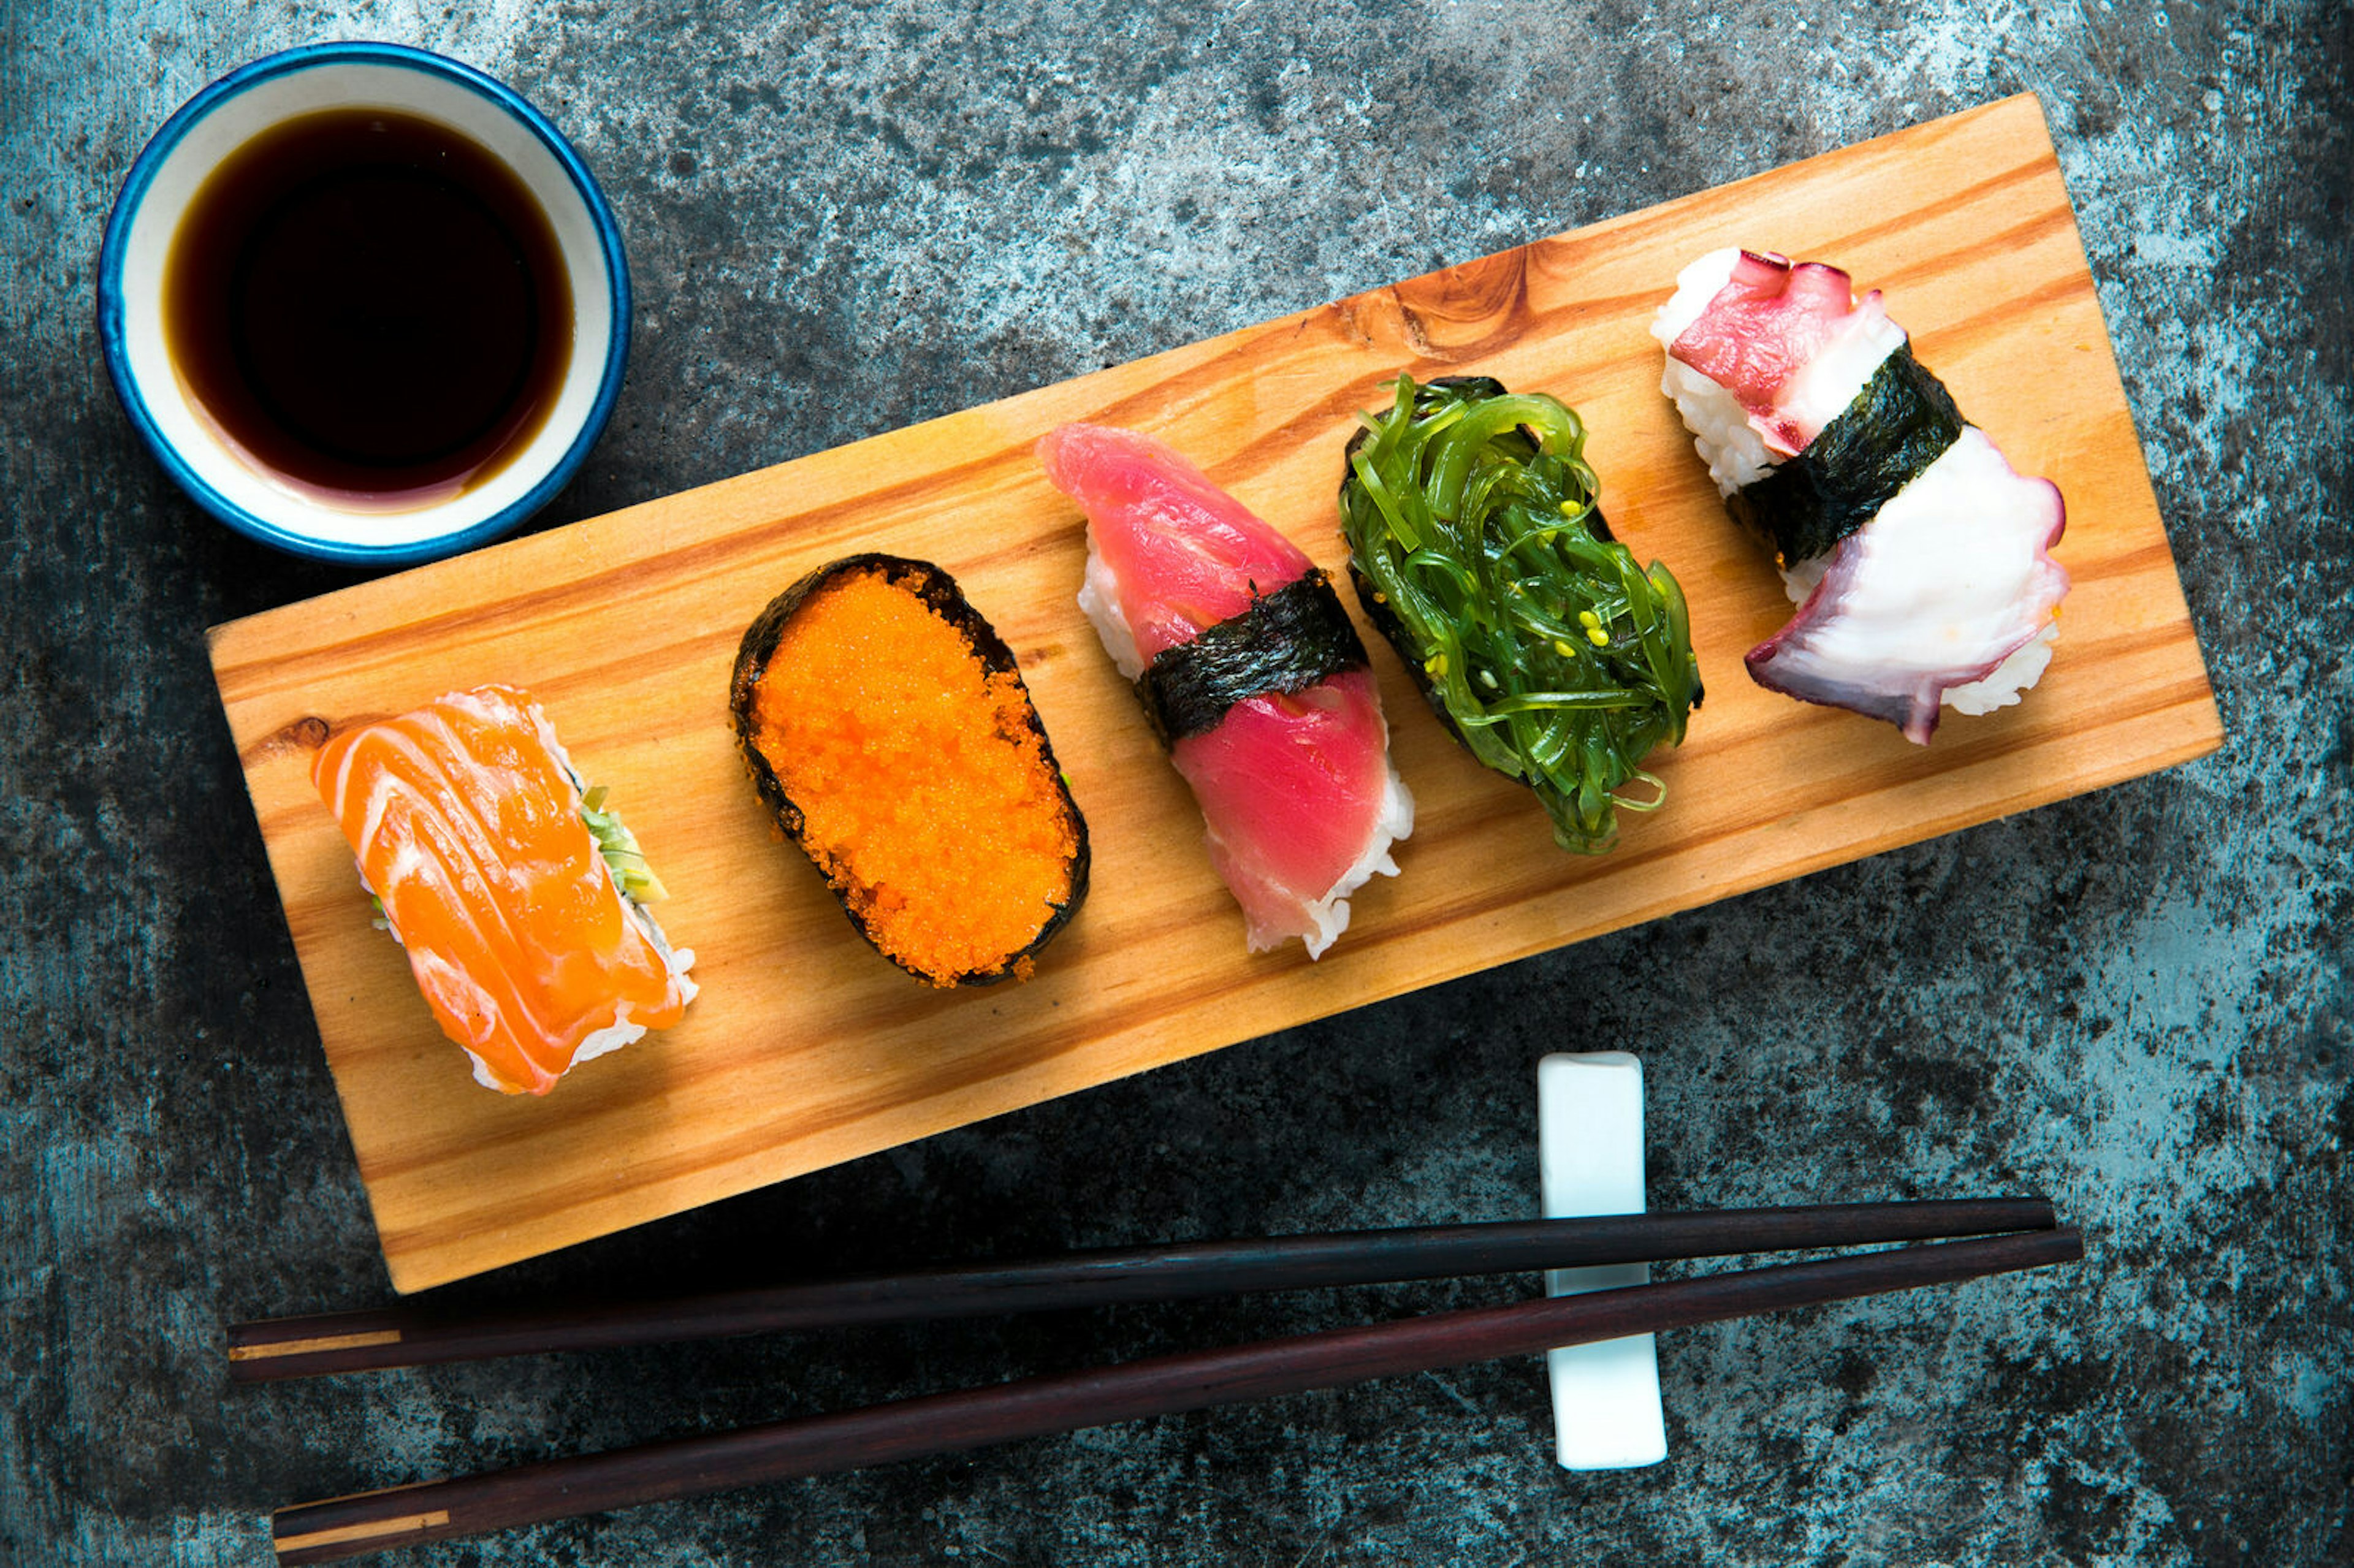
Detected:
[210,94,2218,1293]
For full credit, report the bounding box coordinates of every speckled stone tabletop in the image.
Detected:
[5,3,2348,1564]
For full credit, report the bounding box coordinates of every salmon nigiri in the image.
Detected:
[1039,423,1412,957]
[311,685,696,1095]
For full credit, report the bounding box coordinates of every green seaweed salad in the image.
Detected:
[1338,375,1702,854]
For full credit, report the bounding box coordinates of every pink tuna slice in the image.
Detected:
[1038,423,1409,956]
[1743,427,2070,744]
[1670,250,1887,457]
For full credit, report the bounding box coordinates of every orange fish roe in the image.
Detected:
[748,567,1081,986]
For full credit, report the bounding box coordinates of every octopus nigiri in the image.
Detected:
[311,685,696,1094]
[1654,248,2068,743]
[1039,423,1412,958]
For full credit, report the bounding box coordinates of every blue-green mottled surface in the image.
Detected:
[2,2,2347,1563]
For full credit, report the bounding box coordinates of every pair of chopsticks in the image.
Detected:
[245,1198,2079,1564]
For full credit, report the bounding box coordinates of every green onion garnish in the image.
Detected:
[579,783,669,902]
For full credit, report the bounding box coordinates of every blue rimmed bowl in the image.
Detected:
[97,42,631,566]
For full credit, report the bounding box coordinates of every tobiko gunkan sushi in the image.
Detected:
[311,685,696,1095]
[1039,422,1412,959]
[729,554,1090,988]
[1654,248,2068,743]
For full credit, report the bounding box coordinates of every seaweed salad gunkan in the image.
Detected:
[1338,375,1701,854]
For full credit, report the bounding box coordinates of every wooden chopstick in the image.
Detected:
[230,1197,2054,1381]
[270,1226,2083,1563]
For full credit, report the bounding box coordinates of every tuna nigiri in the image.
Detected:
[312,685,696,1095]
[1039,423,1412,958]
[1654,248,2068,743]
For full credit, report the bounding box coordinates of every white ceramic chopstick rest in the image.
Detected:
[1537,1051,1667,1469]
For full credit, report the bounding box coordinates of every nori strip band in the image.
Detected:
[1337,374,1702,856]
[1726,346,1964,563]
[1133,568,1369,746]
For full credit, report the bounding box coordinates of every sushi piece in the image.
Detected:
[1653,248,2068,743]
[730,554,1088,988]
[311,685,696,1096]
[1038,422,1412,959]
[1338,375,1701,855]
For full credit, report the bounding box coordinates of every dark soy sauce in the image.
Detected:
[163,108,573,508]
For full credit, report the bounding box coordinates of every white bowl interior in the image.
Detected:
[117,59,617,550]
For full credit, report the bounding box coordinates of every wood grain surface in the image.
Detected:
[208,94,2219,1295]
